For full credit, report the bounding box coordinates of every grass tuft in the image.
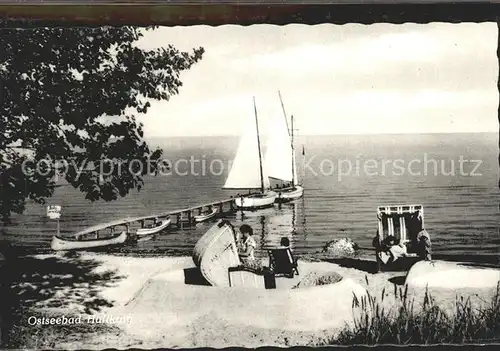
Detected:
[330,281,500,345]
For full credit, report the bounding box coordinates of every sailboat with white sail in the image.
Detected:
[265,91,304,202]
[223,97,277,209]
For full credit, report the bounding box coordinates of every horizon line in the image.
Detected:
[145,131,499,138]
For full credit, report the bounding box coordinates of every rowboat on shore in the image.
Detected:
[194,208,218,223]
[51,220,130,251]
[136,218,171,236]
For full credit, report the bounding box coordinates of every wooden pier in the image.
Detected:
[163,198,236,228]
[78,198,237,234]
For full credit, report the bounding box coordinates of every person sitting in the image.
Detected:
[386,237,407,263]
[238,224,257,262]
[374,234,406,264]
[381,235,398,250]
[416,229,432,261]
[268,236,298,277]
[280,237,290,248]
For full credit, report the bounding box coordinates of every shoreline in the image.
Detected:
[6,251,500,348]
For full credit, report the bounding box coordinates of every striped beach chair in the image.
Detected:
[375,205,425,271]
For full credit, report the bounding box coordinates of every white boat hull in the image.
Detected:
[406,260,500,290]
[136,219,171,236]
[194,209,218,222]
[234,191,277,209]
[51,231,128,251]
[275,185,304,202]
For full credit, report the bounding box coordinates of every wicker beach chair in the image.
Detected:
[268,248,299,278]
[374,205,425,272]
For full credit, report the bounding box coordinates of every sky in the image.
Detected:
[135,23,499,137]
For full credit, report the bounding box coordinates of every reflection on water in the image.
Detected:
[232,201,302,258]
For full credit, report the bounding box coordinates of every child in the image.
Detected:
[239,224,256,261]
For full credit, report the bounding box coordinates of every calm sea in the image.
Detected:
[3,133,499,262]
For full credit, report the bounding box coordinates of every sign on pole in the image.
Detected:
[46,205,62,220]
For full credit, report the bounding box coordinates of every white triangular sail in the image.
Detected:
[223,114,270,190]
[264,114,296,183]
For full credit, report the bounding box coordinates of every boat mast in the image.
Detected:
[278,90,295,187]
[291,114,296,187]
[253,97,265,193]
[301,145,305,186]
[278,90,291,136]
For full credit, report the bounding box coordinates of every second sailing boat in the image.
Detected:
[265,91,304,202]
[223,97,277,209]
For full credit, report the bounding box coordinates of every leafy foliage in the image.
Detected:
[0,26,204,221]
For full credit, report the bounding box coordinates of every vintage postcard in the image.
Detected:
[0,6,499,349]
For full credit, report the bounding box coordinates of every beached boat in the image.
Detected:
[136,218,171,236]
[50,218,131,251]
[405,259,500,290]
[223,97,277,209]
[373,204,428,272]
[194,208,218,223]
[51,231,127,251]
[266,91,304,203]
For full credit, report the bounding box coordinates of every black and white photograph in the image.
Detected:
[0,17,499,348]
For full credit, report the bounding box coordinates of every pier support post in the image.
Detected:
[176,214,181,228]
[188,211,192,224]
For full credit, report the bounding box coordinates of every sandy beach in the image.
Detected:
[8,251,498,349]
